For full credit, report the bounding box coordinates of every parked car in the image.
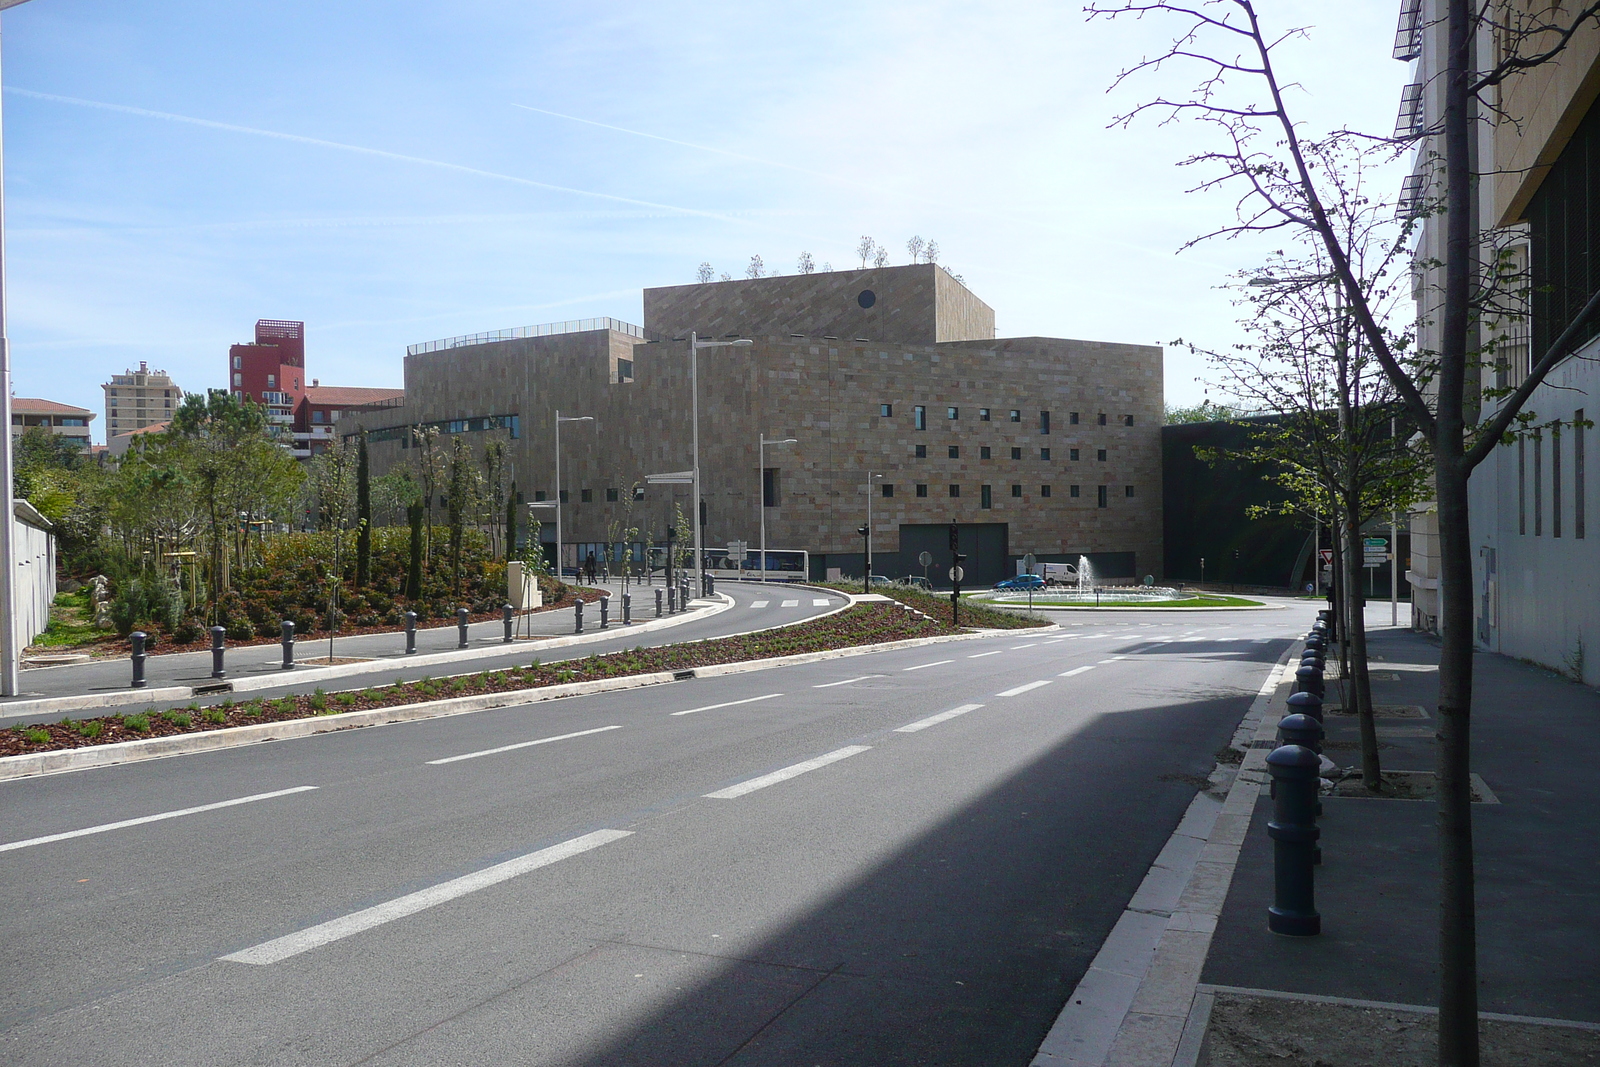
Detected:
[899,575,933,590]
[994,574,1045,591]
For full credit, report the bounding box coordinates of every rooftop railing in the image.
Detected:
[407,317,647,356]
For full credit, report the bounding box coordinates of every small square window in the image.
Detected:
[1011,484,1022,498]
[559,489,569,503]
[1070,485,1081,498]
[1070,448,1080,461]
[948,406,960,420]
[634,486,645,501]
[948,445,960,459]
[535,490,547,501]
[1098,449,1108,462]
[949,484,961,498]
[880,403,893,417]
[914,405,927,430]
[1070,412,1080,425]
[606,487,619,502]
[916,484,928,498]
[882,484,894,497]
[1123,414,1135,427]
[1098,413,1108,426]
[1041,484,1052,498]
[1041,447,1051,461]
[915,444,927,458]
[979,408,991,421]
[980,445,991,459]
[1009,409,1021,422]
[1010,447,1022,460]
[1125,484,1136,498]
[580,488,593,503]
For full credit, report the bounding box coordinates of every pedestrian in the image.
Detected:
[585,553,597,584]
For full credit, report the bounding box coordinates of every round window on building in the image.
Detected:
[857,289,876,309]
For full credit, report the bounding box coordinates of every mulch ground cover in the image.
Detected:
[818,583,1049,630]
[1,601,957,759]
[41,585,612,661]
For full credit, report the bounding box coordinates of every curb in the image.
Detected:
[0,623,1032,782]
[0,592,732,721]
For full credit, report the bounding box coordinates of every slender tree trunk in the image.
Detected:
[1343,493,1382,789]
[405,503,423,601]
[356,435,371,588]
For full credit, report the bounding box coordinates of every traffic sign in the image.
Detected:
[948,566,965,582]
[1023,552,1037,573]
[918,551,933,567]
[1319,549,1334,564]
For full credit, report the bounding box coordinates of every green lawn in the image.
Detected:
[967,591,1263,609]
[31,588,115,648]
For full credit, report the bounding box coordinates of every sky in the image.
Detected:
[0,0,1412,443]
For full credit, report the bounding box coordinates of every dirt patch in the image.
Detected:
[1325,769,1497,803]
[1204,991,1600,1066]
[1321,739,1394,752]
[1323,704,1429,718]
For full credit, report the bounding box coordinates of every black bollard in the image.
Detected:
[623,590,632,625]
[668,584,677,614]
[1266,744,1322,936]
[1286,690,1324,724]
[706,573,715,597]
[503,603,515,644]
[600,596,609,629]
[457,607,470,649]
[130,631,148,689]
[210,626,227,679]
[1278,712,1324,753]
[575,598,585,633]
[281,620,296,670]
[1294,664,1326,700]
[655,587,664,617]
[405,610,418,655]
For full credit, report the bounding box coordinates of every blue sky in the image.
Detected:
[2,1,1410,442]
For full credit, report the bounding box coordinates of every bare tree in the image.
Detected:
[745,255,764,280]
[925,240,940,265]
[1089,3,1600,1061]
[821,261,833,272]
[857,235,875,268]
[719,272,731,282]
[905,235,925,264]
[696,262,714,283]
[873,244,889,269]
[797,251,815,274]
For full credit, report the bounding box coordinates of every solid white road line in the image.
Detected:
[427,725,623,765]
[221,829,633,965]
[903,659,954,671]
[969,650,1004,659]
[750,601,769,608]
[812,598,831,606]
[1058,665,1096,678]
[670,693,785,717]
[812,674,884,688]
[781,599,800,607]
[997,680,1052,697]
[0,786,318,854]
[704,746,871,800]
[895,704,984,733]
[1010,643,1038,650]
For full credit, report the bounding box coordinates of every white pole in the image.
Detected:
[690,331,702,586]
[1313,517,1320,597]
[759,435,766,584]
[0,11,18,697]
[554,410,562,579]
[865,469,872,583]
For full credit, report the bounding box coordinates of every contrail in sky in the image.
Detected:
[5,86,762,227]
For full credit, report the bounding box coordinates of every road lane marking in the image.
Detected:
[0,786,319,854]
[704,746,871,799]
[812,598,831,606]
[1098,656,1127,663]
[781,599,800,607]
[902,659,954,671]
[895,704,984,733]
[813,675,884,688]
[221,829,632,965]
[997,680,1052,697]
[1043,639,1065,645]
[968,650,1004,659]
[1010,643,1038,650]
[427,725,623,765]
[1058,666,1096,678]
[670,693,784,716]
[750,600,769,608]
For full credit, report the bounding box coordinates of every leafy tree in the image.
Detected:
[696,262,714,283]
[745,255,765,279]
[1165,400,1248,424]
[355,433,371,588]
[924,240,940,265]
[405,502,424,599]
[905,235,924,264]
[505,481,519,559]
[797,251,815,274]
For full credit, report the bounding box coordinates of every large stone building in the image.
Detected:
[344,265,1163,584]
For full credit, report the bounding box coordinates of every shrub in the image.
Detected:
[202,708,227,725]
[123,713,150,732]
[77,720,103,739]
[23,728,49,744]
[173,617,205,645]
[166,711,193,729]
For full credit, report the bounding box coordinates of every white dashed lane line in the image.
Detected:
[903,659,954,671]
[813,674,885,688]
[750,600,769,608]
[969,651,1004,659]
[896,704,984,733]
[670,693,784,717]
[996,680,1052,697]
[0,786,319,853]
[704,746,872,800]
[1059,666,1096,678]
[427,725,623,765]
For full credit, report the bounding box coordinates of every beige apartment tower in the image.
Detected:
[103,361,181,439]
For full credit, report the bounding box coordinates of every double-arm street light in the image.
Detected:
[553,410,594,578]
[758,434,796,583]
[688,331,751,580]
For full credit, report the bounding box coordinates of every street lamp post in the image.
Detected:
[688,332,751,583]
[758,434,796,583]
[864,470,884,592]
[0,0,35,697]
[554,410,594,580]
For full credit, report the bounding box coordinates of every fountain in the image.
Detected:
[984,553,1190,606]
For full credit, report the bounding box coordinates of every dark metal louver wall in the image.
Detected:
[1528,96,1600,360]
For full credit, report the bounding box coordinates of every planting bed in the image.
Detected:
[817,583,1048,630]
[0,602,956,758]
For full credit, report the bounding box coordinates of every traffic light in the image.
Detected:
[948,522,960,552]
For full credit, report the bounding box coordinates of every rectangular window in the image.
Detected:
[232,356,242,370]
[1554,424,1563,537]
[535,489,547,502]
[916,483,928,498]
[1070,448,1080,461]
[1125,484,1135,498]
[1069,412,1080,425]
[1519,436,1526,534]
[1011,484,1022,498]
[606,487,619,502]
[312,411,325,424]
[1040,411,1051,434]
[1041,484,1052,498]
[763,467,780,507]
[1097,448,1108,462]
[880,403,893,417]
[1535,430,1544,535]
[980,484,992,509]
[915,444,927,458]
[979,408,991,421]
[559,489,569,504]
[1097,485,1108,508]
[1071,485,1081,498]
[949,445,960,459]
[1040,447,1051,461]
[1009,409,1021,422]
[949,484,961,498]
[882,483,894,498]
[634,485,646,501]
[232,373,242,387]
[915,405,927,430]
[980,445,991,459]
[948,406,960,420]
[1098,413,1108,426]
[617,358,633,383]
[580,488,593,503]
[1010,447,1022,460]
[1123,414,1135,427]
[1577,409,1586,538]
[267,374,276,388]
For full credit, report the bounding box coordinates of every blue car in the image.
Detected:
[994,574,1045,591]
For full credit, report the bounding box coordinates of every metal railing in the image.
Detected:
[407,317,648,356]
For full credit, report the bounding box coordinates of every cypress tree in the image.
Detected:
[405,502,423,600]
[355,433,371,587]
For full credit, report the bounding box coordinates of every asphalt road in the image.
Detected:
[0,604,1312,1066]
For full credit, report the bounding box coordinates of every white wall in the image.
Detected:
[12,502,56,650]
